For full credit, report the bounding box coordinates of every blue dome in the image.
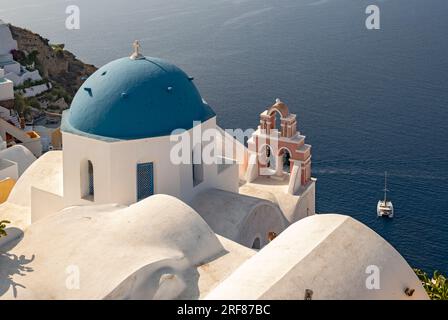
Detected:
[66,56,215,140]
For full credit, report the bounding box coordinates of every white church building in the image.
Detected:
[0,44,428,300]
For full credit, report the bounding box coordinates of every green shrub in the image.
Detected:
[414,268,448,300]
[50,85,71,102]
[27,97,41,109]
[0,220,10,238]
[50,43,65,50]
[51,43,65,58]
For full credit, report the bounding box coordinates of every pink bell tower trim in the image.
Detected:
[249,99,312,190]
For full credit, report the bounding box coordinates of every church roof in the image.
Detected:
[64,56,215,140]
[205,214,428,300]
[0,194,235,299]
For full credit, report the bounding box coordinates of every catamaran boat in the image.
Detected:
[377,172,394,218]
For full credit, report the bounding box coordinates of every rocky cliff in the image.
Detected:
[9,24,97,97]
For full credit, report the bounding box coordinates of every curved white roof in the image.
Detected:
[7,150,61,208]
[206,214,428,300]
[0,150,61,245]
[0,145,36,177]
[0,195,228,299]
[191,189,288,248]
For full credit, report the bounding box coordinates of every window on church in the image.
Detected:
[88,161,94,196]
[192,145,203,187]
[137,162,154,201]
[81,160,94,201]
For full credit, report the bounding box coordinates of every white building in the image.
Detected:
[0,68,14,103]
[0,19,19,73]
[0,143,36,185]
[0,114,42,158]
[59,54,238,208]
[0,46,428,300]
[0,20,42,86]
[0,134,6,150]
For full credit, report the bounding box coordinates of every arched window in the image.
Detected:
[261,145,275,169]
[87,161,94,197]
[251,237,261,250]
[81,160,94,201]
[279,148,291,173]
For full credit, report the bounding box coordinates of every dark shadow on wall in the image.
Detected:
[0,228,34,298]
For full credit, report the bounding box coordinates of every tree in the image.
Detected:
[0,220,10,238]
[14,93,26,114]
[13,93,33,119]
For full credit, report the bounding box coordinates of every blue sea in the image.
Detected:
[1,0,447,274]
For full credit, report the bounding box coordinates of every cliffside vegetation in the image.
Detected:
[10,24,97,97]
[0,220,9,238]
[414,269,448,300]
[8,24,97,117]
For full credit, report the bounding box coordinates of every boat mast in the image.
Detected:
[384,171,388,202]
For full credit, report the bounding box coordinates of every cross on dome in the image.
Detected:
[130,40,144,60]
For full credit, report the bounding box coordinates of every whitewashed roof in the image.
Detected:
[206,214,428,300]
[0,145,36,176]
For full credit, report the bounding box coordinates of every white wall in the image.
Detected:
[2,62,21,76]
[0,140,5,150]
[0,104,11,119]
[21,82,52,98]
[0,158,18,180]
[5,69,42,86]
[19,139,42,158]
[0,78,13,101]
[31,186,65,223]
[0,22,18,55]
[61,117,239,207]
[62,132,112,207]
[291,181,316,221]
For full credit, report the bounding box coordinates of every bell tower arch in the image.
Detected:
[248,99,313,194]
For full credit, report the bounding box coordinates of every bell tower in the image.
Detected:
[247,99,313,194]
